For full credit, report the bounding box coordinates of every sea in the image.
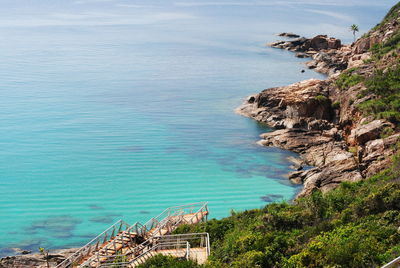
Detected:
[0,0,396,255]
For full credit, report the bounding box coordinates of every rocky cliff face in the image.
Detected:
[239,11,400,197]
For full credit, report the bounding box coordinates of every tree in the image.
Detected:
[350,24,359,42]
[39,247,50,268]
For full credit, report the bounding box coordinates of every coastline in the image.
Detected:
[3,24,400,268]
[236,32,399,198]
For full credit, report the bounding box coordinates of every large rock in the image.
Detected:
[328,38,342,49]
[310,35,329,50]
[352,38,371,54]
[348,120,394,145]
[256,128,362,197]
[236,79,334,131]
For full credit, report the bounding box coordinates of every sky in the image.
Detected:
[0,0,397,29]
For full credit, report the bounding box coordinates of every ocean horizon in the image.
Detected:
[0,0,397,256]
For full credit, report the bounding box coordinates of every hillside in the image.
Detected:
[138,3,400,268]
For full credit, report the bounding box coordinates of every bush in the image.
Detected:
[331,101,340,109]
[141,155,400,268]
[137,255,200,268]
[357,65,400,125]
[335,68,365,90]
[314,95,328,103]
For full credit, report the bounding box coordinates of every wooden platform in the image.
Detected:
[79,210,208,267]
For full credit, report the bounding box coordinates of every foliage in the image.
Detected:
[138,3,400,268]
[357,65,400,125]
[137,254,200,268]
[139,153,400,268]
[370,31,400,60]
[314,95,328,103]
[331,101,340,109]
[335,68,364,90]
[350,24,359,41]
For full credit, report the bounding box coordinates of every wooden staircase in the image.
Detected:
[97,233,210,268]
[56,202,208,268]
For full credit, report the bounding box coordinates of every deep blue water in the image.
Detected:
[0,0,396,255]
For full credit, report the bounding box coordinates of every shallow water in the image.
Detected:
[0,0,396,254]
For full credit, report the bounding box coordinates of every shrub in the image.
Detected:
[314,95,328,103]
[137,254,200,268]
[335,68,365,90]
[332,101,340,109]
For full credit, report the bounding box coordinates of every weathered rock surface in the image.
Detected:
[236,75,398,197]
[268,35,345,75]
[348,120,394,145]
[0,248,76,268]
[268,34,376,76]
[236,79,334,130]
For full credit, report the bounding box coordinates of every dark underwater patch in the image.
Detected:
[27,216,82,239]
[89,214,122,224]
[139,210,150,214]
[88,204,105,210]
[260,194,284,202]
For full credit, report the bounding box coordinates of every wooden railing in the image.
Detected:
[98,233,210,268]
[78,222,145,268]
[57,202,209,268]
[382,255,400,268]
[56,220,130,268]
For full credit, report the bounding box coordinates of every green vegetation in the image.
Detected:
[357,65,400,125]
[335,68,365,90]
[39,247,50,268]
[375,2,400,31]
[314,95,328,103]
[137,4,400,267]
[370,32,400,60]
[331,101,340,109]
[350,24,359,42]
[139,153,400,267]
[137,255,199,268]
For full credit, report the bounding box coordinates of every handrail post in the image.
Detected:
[186,241,190,260]
[206,233,210,256]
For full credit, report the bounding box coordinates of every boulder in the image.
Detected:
[310,35,329,50]
[328,38,341,49]
[348,120,393,145]
[353,38,370,54]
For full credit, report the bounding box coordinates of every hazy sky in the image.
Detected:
[0,0,398,44]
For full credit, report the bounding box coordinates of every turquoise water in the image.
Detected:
[0,0,396,255]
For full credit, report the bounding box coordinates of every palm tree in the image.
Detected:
[350,24,359,42]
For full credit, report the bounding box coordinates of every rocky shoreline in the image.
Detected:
[237,30,400,198]
[0,248,76,268]
[3,22,400,268]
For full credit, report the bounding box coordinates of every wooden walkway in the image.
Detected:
[99,233,210,268]
[57,202,209,268]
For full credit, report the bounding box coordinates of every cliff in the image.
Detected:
[237,4,400,198]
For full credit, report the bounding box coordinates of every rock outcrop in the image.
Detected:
[277,32,300,38]
[0,248,76,268]
[237,75,398,198]
[268,34,377,75]
[244,14,400,198]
